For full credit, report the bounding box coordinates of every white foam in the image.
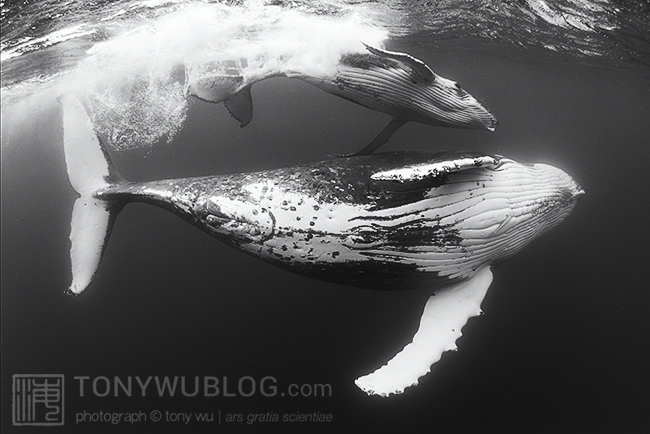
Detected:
[6,1,387,150]
[0,24,97,62]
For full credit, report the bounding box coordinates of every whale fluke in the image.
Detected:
[223,84,254,127]
[355,267,493,396]
[59,94,124,295]
[188,74,245,104]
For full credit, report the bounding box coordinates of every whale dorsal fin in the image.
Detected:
[371,154,501,184]
[355,267,494,396]
[224,84,254,127]
[363,42,436,83]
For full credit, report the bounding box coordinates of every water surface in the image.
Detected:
[2,1,649,432]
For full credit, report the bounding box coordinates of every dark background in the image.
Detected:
[3,45,650,433]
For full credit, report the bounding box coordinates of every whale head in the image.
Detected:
[452,159,583,269]
[363,154,584,280]
[417,74,498,131]
[330,52,498,131]
[503,162,584,236]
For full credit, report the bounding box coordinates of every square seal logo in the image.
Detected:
[12,374,65,426]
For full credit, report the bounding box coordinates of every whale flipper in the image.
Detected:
[355,267,493,396]
[371,154,501,183]
[60,95,125,295]
[224,84,254,127]
[363,42,436,83]
[332,118,407,157]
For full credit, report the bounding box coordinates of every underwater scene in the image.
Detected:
[2,0,649,432]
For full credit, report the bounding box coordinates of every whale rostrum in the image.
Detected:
[186,43,497,155]
[60,95,581,396]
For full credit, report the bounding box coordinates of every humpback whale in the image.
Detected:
[60,95,580,396]
[186,43,497,155]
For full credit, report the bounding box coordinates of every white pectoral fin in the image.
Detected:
[355,267,494,396]
[371,154,501,184]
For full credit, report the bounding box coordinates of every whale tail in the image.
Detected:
[59,94,125,295]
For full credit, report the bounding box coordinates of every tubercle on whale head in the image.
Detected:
[527,163,584,232]
[480,161,584,244]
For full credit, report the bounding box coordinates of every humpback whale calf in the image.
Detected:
[187,43,497,155]
[61,95,580,396]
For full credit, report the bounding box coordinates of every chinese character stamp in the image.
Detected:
[13,374,64,426]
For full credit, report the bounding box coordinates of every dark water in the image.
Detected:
[2,1,650,432]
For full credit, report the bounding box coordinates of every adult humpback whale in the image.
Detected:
[60,95,580,396]
[186,43,497,155]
